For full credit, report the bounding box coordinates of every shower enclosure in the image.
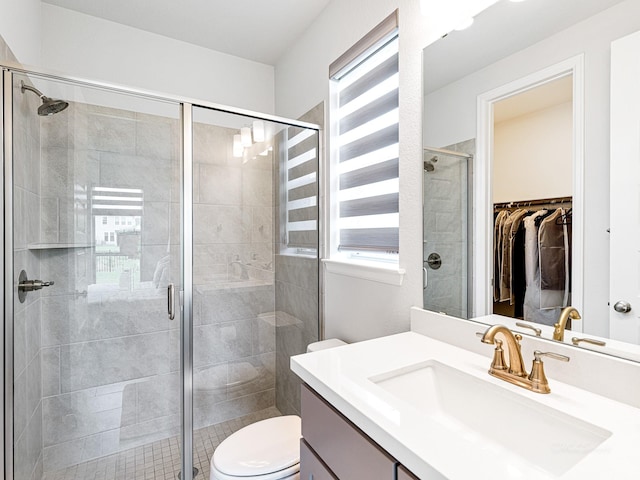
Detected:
[422,145,472,319]
[2,67,321,480]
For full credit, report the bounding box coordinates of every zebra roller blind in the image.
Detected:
[331,14,399,255]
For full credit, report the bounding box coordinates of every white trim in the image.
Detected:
[323,259,405,286]
[473,55,584,327]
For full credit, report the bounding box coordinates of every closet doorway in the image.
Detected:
[473,56,584,328]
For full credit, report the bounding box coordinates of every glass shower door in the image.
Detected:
[422,146,471,319]
[7,71,185,480]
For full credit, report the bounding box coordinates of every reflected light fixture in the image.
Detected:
[240,127,252,147]
[233,134,243,158]
[252,120,265,142]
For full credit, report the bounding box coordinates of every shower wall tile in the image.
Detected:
[26,356,42,424]
[135,113,179,161]
[253,313,276,355]
[98,152,173,203]
[41,347,61,397]
[196,286,275,325]
[251,206,273,244]
[26,403,43,480]
[38,248,90,298]
[193,320,253,368]
[25,301,41,364]
[193,204,252,245]
[141,201,170,246]
[15,429,30,480]
[198,164,243,205]
[43,383,134,447]
[227,353,275,400]
[43,293,170,347]
[242,167,273,206]
[14,369,29,442]
[118,412,181,449]
[43,437,85,472]
[59,331,171,392]
[14,308,27,377]
[136,373,180,423]
[193,388,275,430]
[193,123,234,164]
[86,111,136,155]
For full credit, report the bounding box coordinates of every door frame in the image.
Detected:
[473,55,585,324]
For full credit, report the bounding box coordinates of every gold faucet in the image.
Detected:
[553,307,581,341]
[479,325,570,394]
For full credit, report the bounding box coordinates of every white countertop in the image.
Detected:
[291,331,640,479]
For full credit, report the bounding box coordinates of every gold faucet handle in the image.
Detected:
[571,337,606,347]
[516,322,542,337]
[528,350,570,394]
[534,351,570,363]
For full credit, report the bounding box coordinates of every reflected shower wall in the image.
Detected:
[423,141,473,319]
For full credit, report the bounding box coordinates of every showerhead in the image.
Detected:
[424,155,438,172]
[20,81,69,116]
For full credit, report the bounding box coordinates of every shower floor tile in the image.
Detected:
[43,407,282,480]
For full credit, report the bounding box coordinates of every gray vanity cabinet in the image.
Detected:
[398,465,420,480]
[301,384,421,480]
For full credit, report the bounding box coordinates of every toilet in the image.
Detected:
[209,339,346,480]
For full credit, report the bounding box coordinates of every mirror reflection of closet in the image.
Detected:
[492,75,573,326]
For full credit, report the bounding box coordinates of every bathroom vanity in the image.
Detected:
[291,309,640,479]
[300,383,418,480]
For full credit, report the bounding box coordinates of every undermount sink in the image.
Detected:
[370,360,612,476]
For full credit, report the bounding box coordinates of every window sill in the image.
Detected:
[322,259,405,286]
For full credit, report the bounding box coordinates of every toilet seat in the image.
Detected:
[210,415,301,480]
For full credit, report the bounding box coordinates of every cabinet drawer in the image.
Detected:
[398,465,420,480]
[300,438,338,480]
[301,384,397,480]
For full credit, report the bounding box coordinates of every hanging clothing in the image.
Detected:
[538,208,570,309]
[522,210,561,325]
[493,210,510,302]
[499,208,527,302]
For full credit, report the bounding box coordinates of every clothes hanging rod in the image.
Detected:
[493,196,572,209]
[423,146,473,159]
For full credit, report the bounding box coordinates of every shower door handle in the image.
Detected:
[168,283,176,320]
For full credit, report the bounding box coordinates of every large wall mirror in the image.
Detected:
[422,0,640,361]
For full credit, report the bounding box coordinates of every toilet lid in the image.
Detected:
[213,415,301,477]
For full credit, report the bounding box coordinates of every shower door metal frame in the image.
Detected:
[2,67,14,480]
[1,62,321,480]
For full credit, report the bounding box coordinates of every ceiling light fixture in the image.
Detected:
[252,120,265,142]
[240,127,252,147]
[233,134,243,158]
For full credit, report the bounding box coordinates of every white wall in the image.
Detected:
[493,102,573,203]
[274,0,496,342]
[0,0,41,65]
[40,4,275,114]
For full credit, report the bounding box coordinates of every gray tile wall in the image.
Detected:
[422,139,473,319]
[12,70,45,480]
[274,103,322,416]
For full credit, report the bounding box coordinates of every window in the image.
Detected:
[330,11,399,263]
[283,125,318,255]
[102,216,107,225]
[110,232,115,242]
[104,232,109,242]
[115,217,120,225]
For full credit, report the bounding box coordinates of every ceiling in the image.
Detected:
[41,0,332,65]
